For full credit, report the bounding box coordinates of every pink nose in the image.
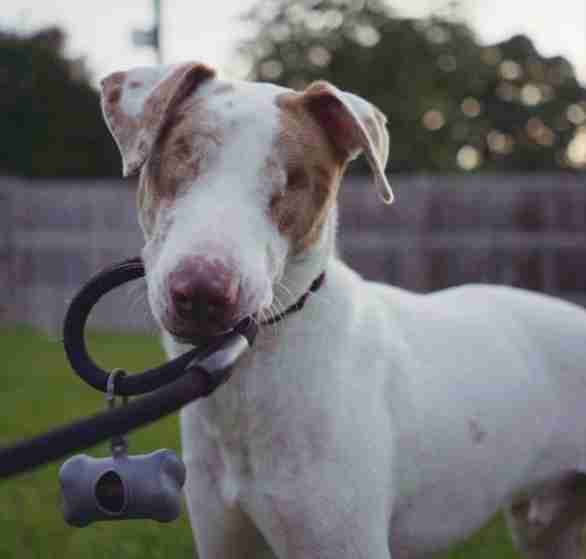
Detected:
[168,256,240,334]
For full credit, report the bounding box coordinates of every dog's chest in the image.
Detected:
[183,341,336,505]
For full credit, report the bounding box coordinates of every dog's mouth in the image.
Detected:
[161,312,259,345]
[148,256,276,346]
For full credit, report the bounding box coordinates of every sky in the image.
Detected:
[4,0,586,86]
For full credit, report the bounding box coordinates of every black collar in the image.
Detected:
[261,272,326,326]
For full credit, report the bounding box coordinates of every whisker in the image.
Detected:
[270,294,284,315]
[259,307,269,325]
[126,281,155,329]
[127,281,146,306]
[274,281,295,308]
[266,304,280,339]
[276,276,333,350]
[269,296,287,336]
[127,279,147,300]
[267,299,286,339]
[259,307,273,338]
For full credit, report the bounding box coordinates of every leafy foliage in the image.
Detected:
[0,27,120,178]
[239,0,586,172]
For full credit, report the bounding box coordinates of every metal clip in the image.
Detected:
[107,369,128,458]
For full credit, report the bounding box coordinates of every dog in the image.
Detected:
[100,62,586,558]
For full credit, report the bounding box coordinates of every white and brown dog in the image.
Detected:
[100,62,586,558]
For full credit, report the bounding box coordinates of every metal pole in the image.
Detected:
[154,0,162,64]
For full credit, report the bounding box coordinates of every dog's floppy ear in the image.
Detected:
[303,81,393,204]
[100,63,215,177]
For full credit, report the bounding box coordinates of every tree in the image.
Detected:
[239,0,586,173]
[0,27,120,178]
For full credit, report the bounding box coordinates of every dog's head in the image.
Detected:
[100,62,391,341]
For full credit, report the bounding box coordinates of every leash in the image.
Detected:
[0,258,325,481]
[0,258,258,480]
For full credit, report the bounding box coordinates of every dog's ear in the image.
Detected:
[100,63,215,177]
[302,81,393,204]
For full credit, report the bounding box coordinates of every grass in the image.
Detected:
[0,325,521,558]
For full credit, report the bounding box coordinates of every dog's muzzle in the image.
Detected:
[166,255,242,338]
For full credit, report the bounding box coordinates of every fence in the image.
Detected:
[1,173,585,333]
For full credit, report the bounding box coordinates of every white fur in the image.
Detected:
[171,206,586,558]
[129,77,586,558]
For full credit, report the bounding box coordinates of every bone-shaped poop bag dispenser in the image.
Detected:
[60,449,186,526]
[58,257,257,527]
[59,366,187,526]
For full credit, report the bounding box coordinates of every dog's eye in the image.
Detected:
[287,169,308,191]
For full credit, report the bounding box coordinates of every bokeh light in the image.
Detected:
[499,60,523,80]
[487,130,514,154]
[422,109,446,131]
[567,103,586,125]
[520,83,543,106]
[567,126,586,168]
[461,97,482,118]
[457,145,482,170]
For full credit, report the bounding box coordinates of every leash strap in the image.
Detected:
[0,363,220,479]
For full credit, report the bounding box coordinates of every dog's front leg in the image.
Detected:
[182,451,275,558]
[180,408,275,558]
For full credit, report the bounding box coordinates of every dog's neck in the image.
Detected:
[278,203,338,308]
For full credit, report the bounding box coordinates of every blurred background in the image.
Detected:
[0,0,585,557]
[1,0,585,332]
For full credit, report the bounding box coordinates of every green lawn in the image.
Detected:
[0,325,521,558]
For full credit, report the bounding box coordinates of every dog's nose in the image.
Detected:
[168,256,240,333]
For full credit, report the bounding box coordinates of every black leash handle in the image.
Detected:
[63,257,257,396]
[0,257,258,479]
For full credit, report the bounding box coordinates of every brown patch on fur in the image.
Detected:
[140,90,222,222]
[301,81,391,205]
[101,63,215,176]
[129,80,142,89]
[105,72,126,86]
[107,87,122,104]
[101,72,139,172]
[271,92,344,254]
[173,135,192,159]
